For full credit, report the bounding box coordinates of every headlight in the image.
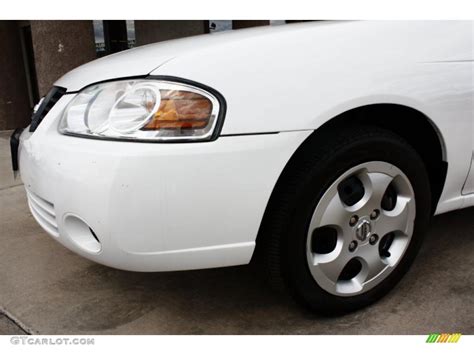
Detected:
[58,79,223,142]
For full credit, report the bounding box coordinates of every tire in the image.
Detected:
[260,125,431,315]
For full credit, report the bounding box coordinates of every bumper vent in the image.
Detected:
[26,189,59,238]
[29,86,66,132]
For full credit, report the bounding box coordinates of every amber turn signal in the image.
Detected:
[142,90,212,130]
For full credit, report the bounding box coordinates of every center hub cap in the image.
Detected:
[356,219,372,241]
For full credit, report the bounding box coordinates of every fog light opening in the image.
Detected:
[63,214,102,254]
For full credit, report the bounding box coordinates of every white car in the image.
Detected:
[12,21,473,314]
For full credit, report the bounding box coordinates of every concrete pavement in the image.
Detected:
[0,130,472,334]
[0,313,26,335]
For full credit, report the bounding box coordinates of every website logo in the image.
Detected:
[426,333,462,343]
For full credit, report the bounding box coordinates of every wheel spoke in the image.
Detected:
[359,247,389,282]
[310,248,352,285]
[377,196,414,237]
[311,192,351,232]
[362,171,395,209]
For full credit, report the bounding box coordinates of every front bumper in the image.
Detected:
[19,95,311,271]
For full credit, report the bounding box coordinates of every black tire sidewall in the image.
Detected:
[284,131,431,314]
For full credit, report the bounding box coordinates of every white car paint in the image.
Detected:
[20,21,474,271]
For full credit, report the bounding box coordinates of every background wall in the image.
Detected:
[0,21,31,129]
[30,21,96,97]
[135,20,207,46]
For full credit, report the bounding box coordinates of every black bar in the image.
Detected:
[30,86,66,132]
[10,128,24,172]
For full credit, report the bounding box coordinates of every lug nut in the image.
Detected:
[370,209,380,220]
[349,215,359,227]
[348,240,358,252]
[369,234,379,245]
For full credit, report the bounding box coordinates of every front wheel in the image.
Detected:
[262,126,432,314]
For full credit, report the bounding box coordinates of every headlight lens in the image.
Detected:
[59,79,222,142]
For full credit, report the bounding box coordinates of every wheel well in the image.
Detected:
[257,104,447,249]
[253,104,447,264]
[320,104,447,213]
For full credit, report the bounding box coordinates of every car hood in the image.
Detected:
[55,22,349,92]
[54,43,177,92]
[55,29,268,92]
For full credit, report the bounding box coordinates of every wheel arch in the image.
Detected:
[254,103,447,261]
[322,104,447,212]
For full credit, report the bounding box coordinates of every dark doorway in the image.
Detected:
[103,20,129,54]
[94,20,135,57]
[19,24,39,107]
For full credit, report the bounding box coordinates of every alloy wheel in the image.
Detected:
[306,161,416,296]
